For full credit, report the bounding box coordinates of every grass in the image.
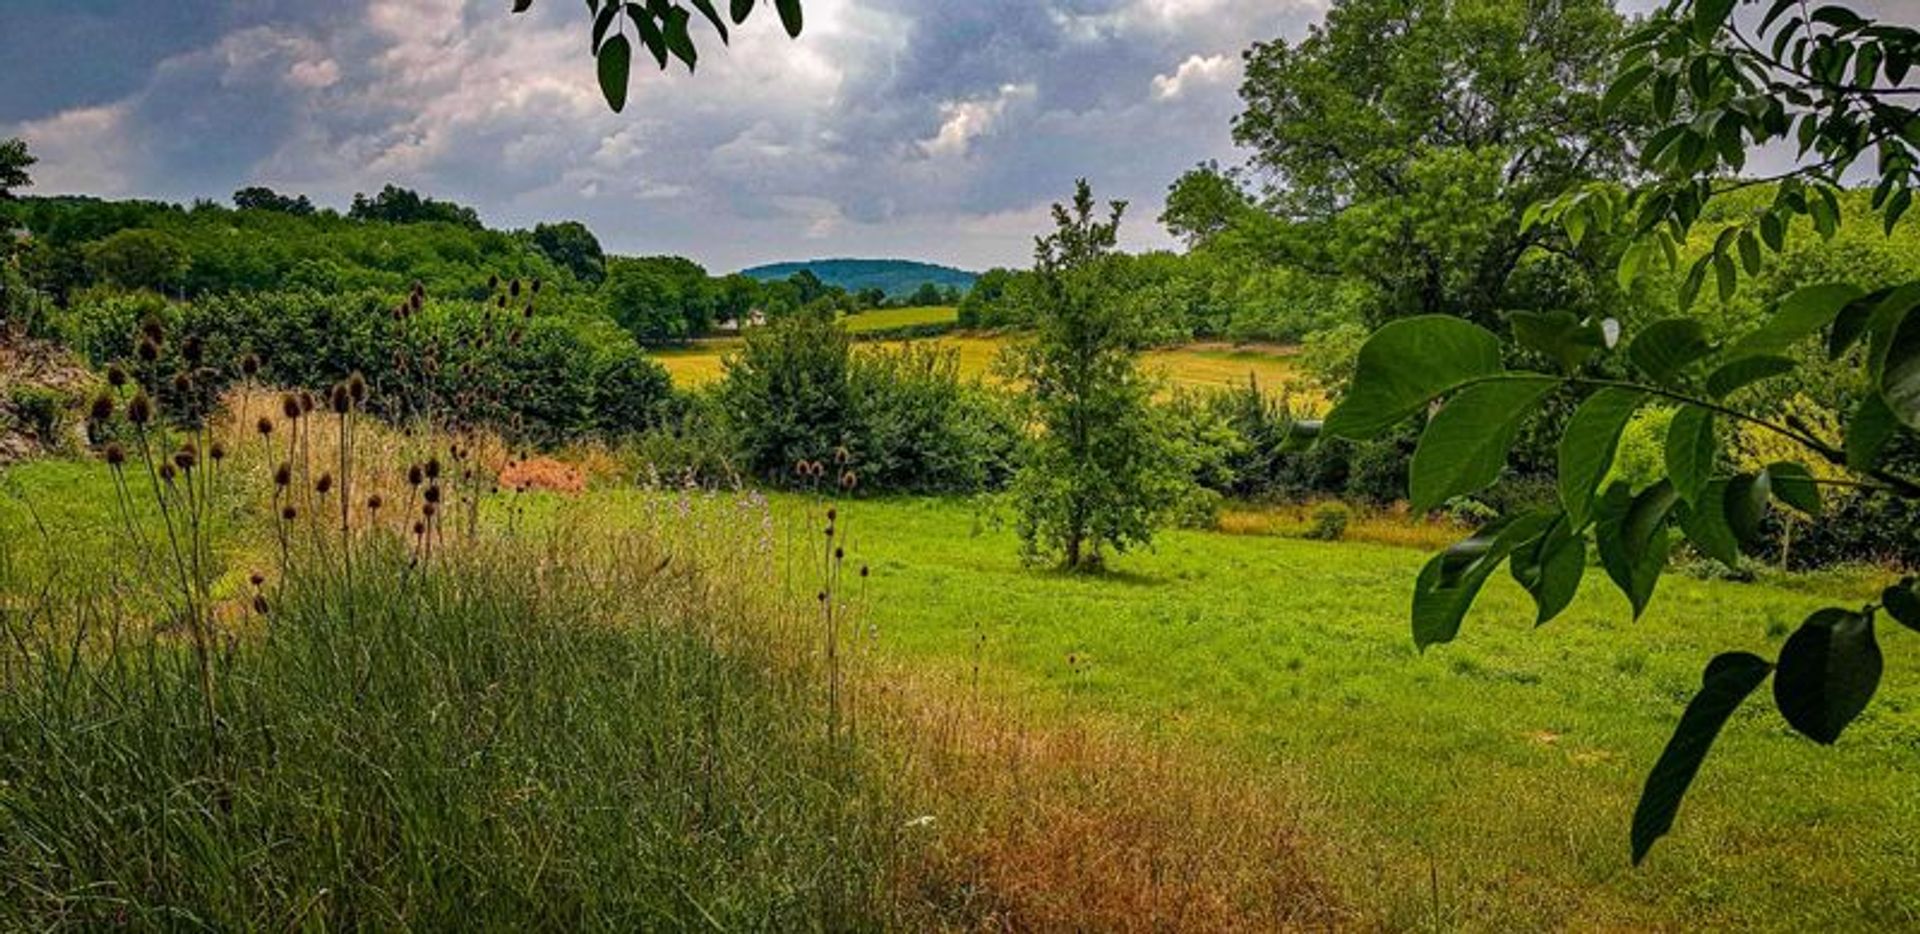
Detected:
[843,305,959,333]
[652,330,1306,397]
[737,494,1920,931]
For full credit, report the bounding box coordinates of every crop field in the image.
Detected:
[653,330,1308,397]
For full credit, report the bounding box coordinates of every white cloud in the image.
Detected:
[1152,53,1236,100]
[918,83,1035,160]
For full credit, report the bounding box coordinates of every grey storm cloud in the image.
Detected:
[1,0,1329,270]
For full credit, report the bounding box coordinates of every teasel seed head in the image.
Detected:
[407,464,424,486]
[274,462,292,487]
[158,463,177,483]
[531,277,542,295]
[181,336,204,366]
[240,353,261,377]
[834,546,844,561]
[136,339,160,363]
[329,383,351,414]
[282,505,298,521]
[256,417,274,436]
[840,470,858,491]
[89,393,115,422]
[510,278,522,298]
[487,273,499,290]
[347,372,368,404]
[425,458,442,480]
[424,484,442,504]
[368,494,383,512]
[413,521,426,536]
[126,392,153,426]
[104,443,127,467]
[139,317,165,344]
[209,442,226,463]
[299,391,315,414]
[422,501,438,518]
[106,364,129,387]
[834,446,849,466]
[860,565,869,578]
[249,571,266,587]
[315,473,333,495]
[252,594,270,615]
[171,373,193,396]
[172,446,197,471]
[281,393,302,419]
[827,507,837,522]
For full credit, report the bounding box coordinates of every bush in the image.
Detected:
[1304,501,1351,541]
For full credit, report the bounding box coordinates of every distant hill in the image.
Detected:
[740,258,977,297]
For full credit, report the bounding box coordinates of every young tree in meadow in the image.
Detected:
[1320,0,1920,863]
[1005,181,1186,570]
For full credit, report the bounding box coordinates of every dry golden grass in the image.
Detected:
[1216,500,1467,551]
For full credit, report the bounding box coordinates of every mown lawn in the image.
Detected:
[759,495,1920,930]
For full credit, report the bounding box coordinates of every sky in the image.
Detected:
[0,0,1335,272]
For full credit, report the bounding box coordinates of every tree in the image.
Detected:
[348,184,482,229]
[513,0,805,112]
[530,221,607,284]
[1320,0,1920,864]
[1160,161,1254,248]
[907,282,945,307]
[1004,181,1187,570]
[1233,0,1646,325]
[232,186,316,215]
[0,138,33,200]
[84,229,189,292]
[602,255,714,344]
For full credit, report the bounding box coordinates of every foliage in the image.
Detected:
[603,255,716,345]
[1233,0,1645,326]
[1004,182,1188,569]
[83,229,189,293]
[0,137,35,200]
[740,257,977,299]
[517,0,805,112]
[1304,501,1351,541]
[232,186,315,215]
[1160,161,1256,248]
[348,184,482,229]
[531,220,608,284]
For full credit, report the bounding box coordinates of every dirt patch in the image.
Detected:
[499,456,587,494]
[0,334,97,463]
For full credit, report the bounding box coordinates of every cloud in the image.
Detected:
[2,0,1328,270]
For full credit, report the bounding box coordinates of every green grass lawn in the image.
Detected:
[768,495,1920,930]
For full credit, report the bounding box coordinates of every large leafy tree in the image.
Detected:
[1233,0,1647,325]
[513,0,804,112]
[603,255,716,344]
[1320,0,1920,863]
[0,138,33,201]
[1004,181,1187,570]
[530,220,608,284]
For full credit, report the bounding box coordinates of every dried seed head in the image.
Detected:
[834,446,849,465]
[794,458,809,475]
[252,594,270,615]
[274,462,292,487]
[299,391,315,414]
[367,494,384,511]
[834,546,844,560]
[180,336,204,365]
[522,304,534,319]
[329,383,351,414]
[407,464,424,486]
[510,278,522,298]
[171,373,193,396]
[89,393,114,422]
[140,317,165,344]
[209,442,226,462]
[173,447,197,471]
[249,571,266,587]
[422,501,438,518]
[531,277,542,295]
[137,339,160,363]
[256,417,274,436]
[240,354,261,377]
[425,458,442,480]
[106,364,129,387]
[315,473,333,494]
[126,392,153,426]
[282,505,298,521]
[860,565,869,578]
[487,273,500,290]
[158,463,176,483]
[413,521,426,536]
[281,394,302,419]
[827,508,837,522]
[839,470,857,491]
[104,443,127,467]
[347,372,368,404]
[424,484,441,504]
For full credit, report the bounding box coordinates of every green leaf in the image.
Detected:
[1879,300,1920,430]
[1737,229,1762,275]
[1765,461,1822,518]
[1725,470,1772,546]
[1727,282,1864,359]
[1665,406,1715,505]
[1279,419,1321,453]
[1412,512,1556,649]
[662,5,698,68]
[1703,354,1795,398]
[774,0,803,36]
[688,0,730,41]
[1774,608,1882,745]
[596,33,633,112]
[1595,481,1677,619]
[1846,393,1898,471]
[1559,388,1646,528]
[1680,479,1742,567]
[1693,0,1736,40]
[1603,64,1653,114]
[1409,377,1558,513]
[1325,316,1505,441]
[1631,652,1772,865]
[1509,311,1604,373]
[1509,515,1586,626]
[730,0,755,24]
[1630,318,1714,386]
[1883,579,1920,633]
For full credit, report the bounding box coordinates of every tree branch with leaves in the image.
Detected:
[512,0,804,112]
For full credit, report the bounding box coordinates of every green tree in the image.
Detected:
[232,186,315,215]
[83,229,189,292]
[907,281,944,306]
[1321,0,1920,863]
[0,138,34,200]
[530,220,607,284]
[1233,0,1645,325]
[1160,161,1253,248]
[602,255,714,344]
[349,184,482,229]
[1005,181,1187,570]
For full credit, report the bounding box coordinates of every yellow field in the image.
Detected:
[652,331,1309,398]
[843,305,959,333]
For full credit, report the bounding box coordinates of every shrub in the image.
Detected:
[1303,501,1351,541]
